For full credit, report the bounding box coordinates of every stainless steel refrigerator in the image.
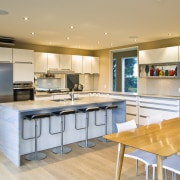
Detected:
[0,63,13,102]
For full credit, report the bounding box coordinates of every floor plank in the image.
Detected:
[0,139,179,180]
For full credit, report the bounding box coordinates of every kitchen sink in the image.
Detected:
[51,98,80,102]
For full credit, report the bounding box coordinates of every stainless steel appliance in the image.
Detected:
[0,63,13,102]
[13,81,34,101]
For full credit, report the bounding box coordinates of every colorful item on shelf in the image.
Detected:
[150,65,154,76]
[145,65,149,76]
[159,67,164,76]
[165,70,168,76]
[175,66,177,76]
[155,68,160,76]
[168,70,175,76]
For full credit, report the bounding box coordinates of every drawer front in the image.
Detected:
[126,114,138,124]
[126,105,138,114]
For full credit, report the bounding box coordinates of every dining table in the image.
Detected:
[104,117,180,180]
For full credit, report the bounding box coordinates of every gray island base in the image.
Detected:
[0,97,126,166]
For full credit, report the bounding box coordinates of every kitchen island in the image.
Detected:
[0,97,125,167]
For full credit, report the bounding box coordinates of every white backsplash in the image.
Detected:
[139,78,180,96]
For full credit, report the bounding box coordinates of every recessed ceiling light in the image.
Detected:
[67,37,70,40]
[23,17,29,21]
[70,26,74,29]
[104,32,108,36]
[0,9,8,15]
[31,32,35,35]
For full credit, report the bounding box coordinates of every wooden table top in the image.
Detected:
[104,118,180,157]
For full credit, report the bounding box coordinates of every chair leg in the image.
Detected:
[165,169,168,180]
[152,166,156,180]
[145,165,148,180]
[136,160,139,176]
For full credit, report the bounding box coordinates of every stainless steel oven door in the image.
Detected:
[13,88,34,101]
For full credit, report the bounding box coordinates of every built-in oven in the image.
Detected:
[13,82,34,101]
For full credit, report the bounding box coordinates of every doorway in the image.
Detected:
[111,47,138,92]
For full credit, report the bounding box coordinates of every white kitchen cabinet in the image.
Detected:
[47,53,59,70]
[91,57,99,73]
[34,52,48,73]
[82,56,99,74]
[139,96,179,125]
[72,55,82,73]
[139,46,179,64]
[13,48,34,63]
[59,54,72,70]
[0,47,12,62]
[13,63,34,82]
[82,56,91,73]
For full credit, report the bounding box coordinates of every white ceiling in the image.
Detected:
[0,0,180,50]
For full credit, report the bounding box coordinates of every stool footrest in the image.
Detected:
[24,113,51,120]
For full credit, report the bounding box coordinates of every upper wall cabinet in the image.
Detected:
[34,52,48,73]
[82,56,99,74]
[139,46,179,64]
[47,53,59,70]
[72,55,82,73]
[91,57,99,74]
[0,47,13,62]
[13,63,34,82]
[13,48,34,63]
[59,54,72,70]
[82,56,91,73]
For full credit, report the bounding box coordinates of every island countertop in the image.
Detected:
[0,96,124,112]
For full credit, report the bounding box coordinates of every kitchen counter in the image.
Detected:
[0,97,126,166]
[35,90,180,99]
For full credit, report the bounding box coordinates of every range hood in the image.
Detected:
[47,68,75,74]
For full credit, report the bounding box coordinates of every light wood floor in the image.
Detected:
[0,139,179,180]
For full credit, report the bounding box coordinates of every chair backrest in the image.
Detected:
[146,114,163,125]
[116,120,137,133]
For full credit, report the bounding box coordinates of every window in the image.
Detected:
[122,57,137,92]
[112,48,138,93]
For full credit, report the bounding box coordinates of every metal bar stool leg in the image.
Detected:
[78,109,96,148]
[98,109,109,142]
[25,118,47,161]
[98,105,118,142]
[52,115,72,154]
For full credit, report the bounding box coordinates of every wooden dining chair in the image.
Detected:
[116,115,163,180]
[152,154,180,180]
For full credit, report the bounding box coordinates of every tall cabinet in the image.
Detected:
[13,49,34,82]
[0,47,12,62]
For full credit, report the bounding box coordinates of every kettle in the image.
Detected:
[72,83,83,91]
[78,84,83,91]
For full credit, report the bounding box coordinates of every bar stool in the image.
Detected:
[97,104,118,142]
[22,113,51,161]
[76,107,99,148]
[50,110,75,154]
